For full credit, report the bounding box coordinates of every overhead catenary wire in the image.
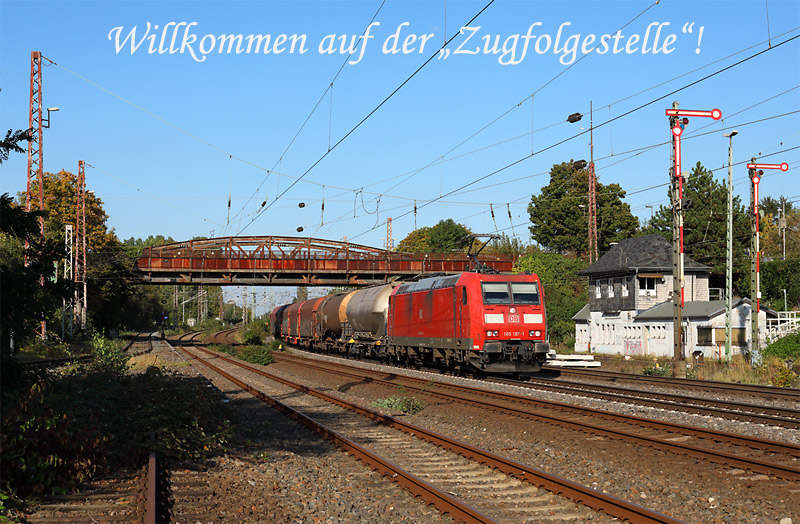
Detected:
[331,30,800,235]
[348,33,800,241]
[236,0,499,235]
[41,23,800,239]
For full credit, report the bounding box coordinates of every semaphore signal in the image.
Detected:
[665,103,722,378]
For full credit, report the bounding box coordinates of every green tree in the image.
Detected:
[1,129,66,365]
[0,194,66,361]
[515,248,588,350]
[760,196,794,223]
[761,204,799,261]
[528,161,638,255]
[396,219,473,253]
[761,259,800,311]
[396,227,431,253]
[0,128,31,164]
[483,233,529,255]
[648,161,749,291]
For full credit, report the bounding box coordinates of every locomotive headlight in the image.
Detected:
[486,330,493,337]
[529,330,535,337]
[535,330,542,337]
[493,330,499,336]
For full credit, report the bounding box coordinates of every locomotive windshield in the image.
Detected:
[481,282,540,305]
[511,282,540,304]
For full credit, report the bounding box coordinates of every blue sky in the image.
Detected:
[2,0,799,253]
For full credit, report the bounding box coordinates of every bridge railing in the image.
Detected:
[134,236,518,284]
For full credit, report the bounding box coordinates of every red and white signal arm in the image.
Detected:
[747,162,789,172]
[665,108,722,120]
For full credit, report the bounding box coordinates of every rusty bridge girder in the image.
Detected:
[133,236,518,286]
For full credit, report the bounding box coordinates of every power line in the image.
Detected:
[349,33,800,241]
[237,0,499,235]
[227,0,388,234]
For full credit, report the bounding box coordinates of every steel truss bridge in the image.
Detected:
[134,236,517,286]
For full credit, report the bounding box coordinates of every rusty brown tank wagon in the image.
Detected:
[133,236,517,286]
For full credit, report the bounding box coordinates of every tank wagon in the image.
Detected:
[270,271,549,373]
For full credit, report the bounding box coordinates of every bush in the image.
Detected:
[237,345,273,366]
[211,344,237,356]
[241,321,268,345]
[762,333,800,361]
[0,363,232,504]
[369,384,432,414]
[0,383,101,499]
[88,333,129,376]
[771,367,798,388]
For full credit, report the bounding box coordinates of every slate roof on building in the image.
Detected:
[579,234,709,277]
[572,304,590,322]
[633,298,775,320]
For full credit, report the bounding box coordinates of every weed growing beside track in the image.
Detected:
[209,339,280,366]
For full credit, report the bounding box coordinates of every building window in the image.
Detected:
[622,277,629,297]
[608,279,615,298]
[639,277,656,296]
[697,327,714,346]
[595,282,601,299]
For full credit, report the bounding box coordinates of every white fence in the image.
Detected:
[765,311,800,344]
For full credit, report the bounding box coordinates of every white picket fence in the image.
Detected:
[765,311,800,344]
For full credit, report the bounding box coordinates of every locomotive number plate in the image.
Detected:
[507,314,520,323]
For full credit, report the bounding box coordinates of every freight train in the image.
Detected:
[270,271,550,374]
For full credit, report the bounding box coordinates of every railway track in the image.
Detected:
[19,332,156,372]
[265,340,800,423]
[270,349,800,482]
[203,326,239,345]
[176,332,685,524]
[551,367,800,404]
[486,375,800,428]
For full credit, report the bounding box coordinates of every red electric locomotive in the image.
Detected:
[388,272,548,373]
[271,271,549,374]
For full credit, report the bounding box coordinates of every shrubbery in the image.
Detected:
[237,345,274,365]
[1,338,232,506]
[240,320,269,345]
[210,343,274,365]
[762,333,800,361]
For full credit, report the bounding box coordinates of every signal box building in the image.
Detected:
[572,234,767,358]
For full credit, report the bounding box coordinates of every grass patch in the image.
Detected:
[642,361,672,376]
[209,342,275,366]
[370,382,436,414]
[696,355,797,386]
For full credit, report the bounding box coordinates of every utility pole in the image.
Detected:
[746,160,789,357]
[780,200,787,260]
[566,106,597,262]
[723,130,738,360]
[27,51,45,338]
[63,225,73,340]
[386,217,394,250]
[75,160,88,331]
[665,104,721,377]
[588,100,598,263]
